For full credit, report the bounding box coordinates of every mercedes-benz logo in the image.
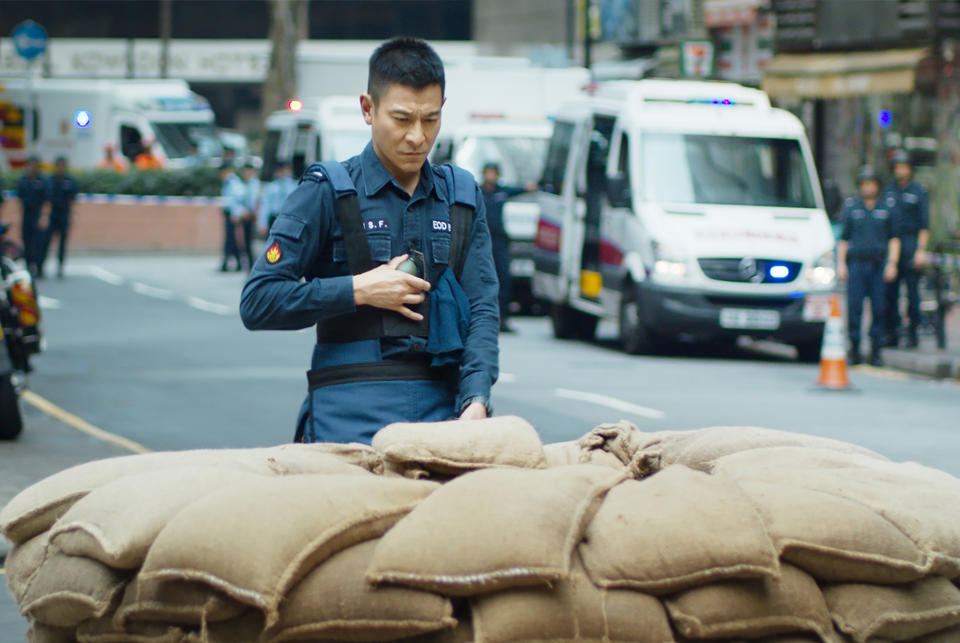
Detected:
[738,258,763,283]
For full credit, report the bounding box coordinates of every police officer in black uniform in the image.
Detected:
[41,156,78,279]
[240,38,499,445]
[16,156,50,278]
[883,150,929,348]
[837,166,901,366]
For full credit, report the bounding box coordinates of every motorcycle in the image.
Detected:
[0,222,42,439]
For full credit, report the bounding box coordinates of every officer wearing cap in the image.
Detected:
[41,156,78,279]
[16,156,50,278]
[883,150,929,348]
[837,166,901,366]
[240,37,499,444]
[258,161,297,236]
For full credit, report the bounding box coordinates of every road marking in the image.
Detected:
[21,390,152,454]
[852,364,912,382]
[186,296,232,315]
[554,387,665,419]
[70,264,125,285]
[38,295,61,309]
[132,282,176,300]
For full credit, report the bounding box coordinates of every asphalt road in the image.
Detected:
[1,252,959,637]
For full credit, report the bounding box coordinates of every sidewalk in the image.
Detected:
[884,305,960,379]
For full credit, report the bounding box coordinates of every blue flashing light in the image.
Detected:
[74,110,91,128]
[878,110,892,128]
[788,291,805,299]
[768,264,790,280]
[690,98,737,106]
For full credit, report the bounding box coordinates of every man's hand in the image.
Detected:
[353,254,431,321]
[837,263,848,282]
[459,401,488,420]
[914,248,928,270]
[883,262,898,283]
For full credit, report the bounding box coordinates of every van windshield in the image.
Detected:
[151,121,220,159]
[642,133,817,208]
[454,136,548,185]
[327,130,369,160]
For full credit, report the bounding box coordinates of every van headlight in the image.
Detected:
[805,250,836,287]
[652,241,688,278]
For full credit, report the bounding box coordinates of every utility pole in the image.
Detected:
[159,0,172,78]
[262,0,304,125]
[584,0,593,70]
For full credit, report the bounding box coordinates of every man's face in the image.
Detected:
[242,168,256,180]
[55,161,67,175]
[362,83,444,182]
[860,179,879,200]
[894,162,912,183]
[26,161,39,175]
[482,168,499,185]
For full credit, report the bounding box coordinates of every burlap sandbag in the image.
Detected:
[367,465,621,595]
[579,465,779,595]
[77,616,188,643]
[664,563,833,640]
[823,576,960,642]
[371,416,547,475]
[138,474,437,626]
[542,440,627,470]
[732,478,930,584]
[6,530,50,605]
[267,539,455,642]
[470,553,673,642]
[48,468,263,570]
[25,623,77,643]
[181,611,267,643]
[713,447,960,578]
[18,549,130,628]
[114,578,247,630]
[0,444,373,544]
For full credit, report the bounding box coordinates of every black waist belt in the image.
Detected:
[847,252,885,262]
[307,360,449,391]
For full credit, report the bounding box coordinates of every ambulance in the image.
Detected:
[532,80,836,360]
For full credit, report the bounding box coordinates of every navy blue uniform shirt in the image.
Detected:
[49,174,78,215]
[481,183,525,239]
[840,195,896,260]
[17,174,49,213]
[240,143,500,407]
[885,180,929,237]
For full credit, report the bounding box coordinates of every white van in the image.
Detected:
[0,78,219,169]
[261,96,369,181]
[532,80,837,360]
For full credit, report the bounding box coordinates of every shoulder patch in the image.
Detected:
[299,170,328,185]
[265,241,282,264]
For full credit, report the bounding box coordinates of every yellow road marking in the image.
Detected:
[21,390,152,454]
[851,364,913,381]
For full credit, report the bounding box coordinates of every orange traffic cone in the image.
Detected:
[815,293,852,390]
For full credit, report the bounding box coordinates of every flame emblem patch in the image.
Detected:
[265,241,282,264]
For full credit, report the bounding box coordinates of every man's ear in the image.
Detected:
[360,93,375,126]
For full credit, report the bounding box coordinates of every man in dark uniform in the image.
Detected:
[883,150,929,348]
[837,166,901,366]
[41,156,79,279]
[16,156,49,278]
[240,37,499,445]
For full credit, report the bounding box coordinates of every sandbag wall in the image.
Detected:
[4,417,960,642]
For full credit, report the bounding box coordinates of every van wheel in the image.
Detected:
[619,287,654,354]
[794,340,822,363]
[551,305,597,341]
[0,373,23,440]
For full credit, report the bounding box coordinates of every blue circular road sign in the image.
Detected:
[11,20,48,61]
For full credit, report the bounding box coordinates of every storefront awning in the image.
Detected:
[761,48,931,98]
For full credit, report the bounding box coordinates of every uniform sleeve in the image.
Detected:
[239,179,356,330]
[840,201,853,241]
[455,185,500,409]
[504,185,526,198]
[919,186,930,231]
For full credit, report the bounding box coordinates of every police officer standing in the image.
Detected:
[41,156,78,279]
[257,161,297,237]
[239,162,261,271]
[480,162,535,333]
[240,37,499,444]
[837,166,901,366]
[218,163,246,272]
[16,156,50,278]
[883,150,929,348]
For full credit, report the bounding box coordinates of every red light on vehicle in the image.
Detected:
[287,99,303,112]
[535,218,562,253]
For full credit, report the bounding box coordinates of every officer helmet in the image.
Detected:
[857,165,878,183]
[891,149,911,166]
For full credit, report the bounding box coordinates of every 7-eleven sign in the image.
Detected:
[681,40,716,78]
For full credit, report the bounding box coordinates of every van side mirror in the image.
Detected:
[607,173,632,209]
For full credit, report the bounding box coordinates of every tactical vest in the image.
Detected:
[312,160,476,344]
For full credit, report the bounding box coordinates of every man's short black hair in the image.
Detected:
[55,156,67,165]
[368,37,445,104]
[482,162,500,174]
[219,162,234,172]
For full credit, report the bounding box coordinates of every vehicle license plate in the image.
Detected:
[719,308,781,330]
[511,258,535,276]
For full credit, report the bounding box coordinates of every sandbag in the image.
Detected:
[49,468,264,570]
[19,549,130,628]
[26,623,77,643]
[367,465,621,595]
[823,576,960,642]
[470,553,673,642]
[0,444,373,544]
[733,478,930,583]
[579,465,779,595]
[77,617,187,643]
[181,611,267,643]
[114,578,247,630]
[267,539,455,642]
[138,474,437,626]
[6,530,50,604]
[542,440,627,470]
[713,447,960,578]
[371,416,547,475]
[663,563,833,640]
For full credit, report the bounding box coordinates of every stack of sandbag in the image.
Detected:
[4,416,960,642]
